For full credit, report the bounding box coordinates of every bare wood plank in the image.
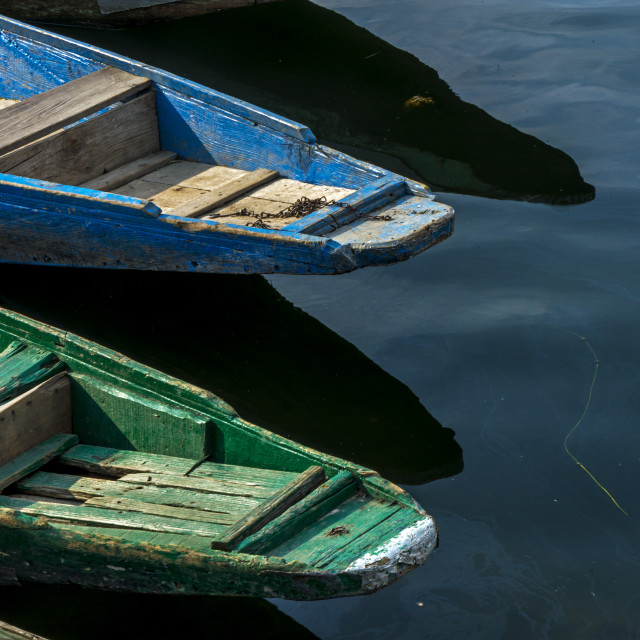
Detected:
[118,472,276,500]
[0,67,151,156]
[16,472,259,522]
[0,92,159,186]
[0,434,78,492]
[81,151,177,192]
[0,374,72,467]
[211,465,326,551]
[0,495,224,537]
[170,168,279,218]
[85,495,234,525]
[59,444,298,487]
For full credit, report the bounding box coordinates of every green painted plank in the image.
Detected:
[0,495,225,537]
[274,497,403,568]
[119,472,276,500]
[0,341,64,404]
[16,472,260,523]
[211,466,326,551]
[0,435,78,492]
[70,374,216,459]
[322,509,424,571]
[59,444,298,488]
[237,470,357,555]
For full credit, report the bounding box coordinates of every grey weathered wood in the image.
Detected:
[0,434,79,492]
[0,374,72,467]
[0,92,159,187]
[85,495,234,525]
[0,495,225,537]
[118,472,276,500]
[15,471,259,522]
[170,168,279,218]
[59,444,298,488]
[81,150,177,192]
[0,67,151,156]
[211,465,326,551]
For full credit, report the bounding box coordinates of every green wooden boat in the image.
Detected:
[0,308,437,599]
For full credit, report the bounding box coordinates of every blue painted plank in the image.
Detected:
[0,174,162,217]
[0,206,356,274]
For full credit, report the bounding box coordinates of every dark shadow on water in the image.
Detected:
[0,585,320,640]
[49,0,595,204]
[0,265,463,485]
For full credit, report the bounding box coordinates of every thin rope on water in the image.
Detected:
[561,329,628,516]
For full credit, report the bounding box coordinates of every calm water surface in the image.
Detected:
[270,1,640,638]
[2,1,640,638]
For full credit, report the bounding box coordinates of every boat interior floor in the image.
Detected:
[0,67,355,231]
[0,341,419,571]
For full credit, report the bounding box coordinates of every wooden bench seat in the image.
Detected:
[0,67,159,187]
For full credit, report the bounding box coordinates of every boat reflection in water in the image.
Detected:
[0,585,320,640]
[0,266,462,486]
[51,0,595,205]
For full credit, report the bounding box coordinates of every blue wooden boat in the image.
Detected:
[0,16,453,275]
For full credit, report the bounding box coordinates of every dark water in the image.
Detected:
[1,0,640,638]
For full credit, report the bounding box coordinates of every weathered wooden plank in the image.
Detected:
[0,67,151,156]
[0,495,225,536]
[0,341,64,405]
[16,472,260,521]
[0,93,160,187]
[237,470,357,555]
[119,472,276,500]
[322,510,427,571]
[170,169,279,218]
[59,444,298,488]
[84,495,238,525]
[211,466,326,551]
[140,161,245,190]
[0,434,78,492]
[0,174,162,217]
[0,375,72,467]
[81,151,177,192]
[70,375,216,460]
[0,620,48,640]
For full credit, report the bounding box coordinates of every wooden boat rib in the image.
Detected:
[0,16,453,275]
[1,1,279,28]
[0,308,437,599]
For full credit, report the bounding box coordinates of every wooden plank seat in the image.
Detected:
[0,67,159,187]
